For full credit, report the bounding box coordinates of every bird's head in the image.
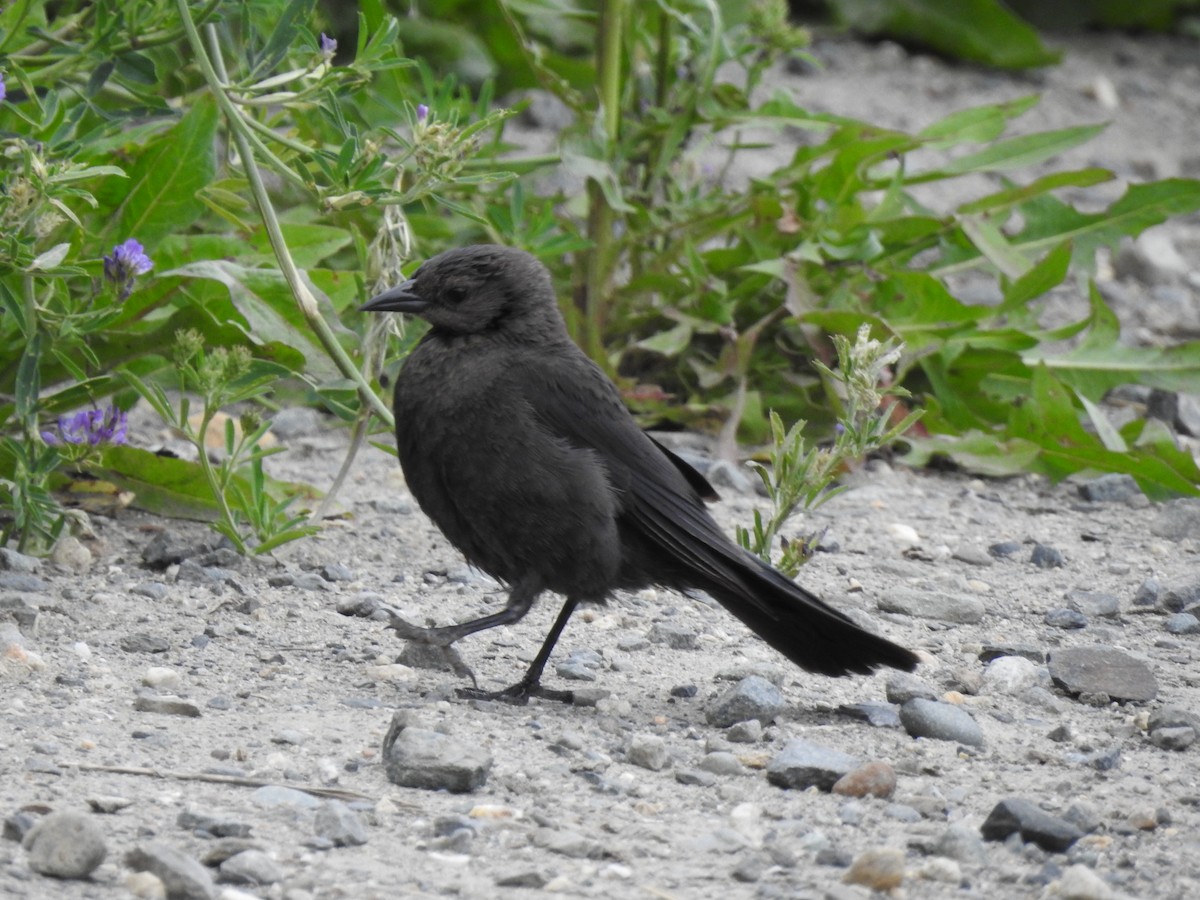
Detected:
[360,245,562,338]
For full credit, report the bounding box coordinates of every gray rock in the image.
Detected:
[176,808,251,838]
[1044,608,1088,629]
[1115,230,1189,284]
[1150,500,1200,542]
[22,811,107,879]
[1132,576,1161,607]
[988,541,1023,558]
[1077,473,1141,503]
[0,547,41,573]
[382,715,492,793]
[313,800,368,847]
[1148,705,1200,733]
[727,719,763,743]
[838,702,902,728]
[675,767,718,787]
[269,407,325,439]
[1048,645,1158,702]
[697,751,744,776]
[885,671,938,704]
[556,651,599,682]
[1062,802,1102,834]
[900,698,984,747]
[131,581,170,601]
[495,869,549,888]
[51,535,91,572]
[981,656,1041,695]
[1162,580,1200,612]
[1030,543,1065,568]
[532,828,603,859]
[935,823,989,865]
[133,693,202,717]
[218,849,282,885]
[877,589,985,624]
[0,572,48,592]
[121,632,171,653]
[293,572,330,592]
[125,842,216,899]
[0,593,40,635]
[628,734,670,771]
[647,621,699,649]
[766,739,860,791]
[951,545,994,567]
[1067,747,1121,771]
[320,563,354,583]
[980,798,1083,852]
[1165,613,1200,635]
[1065,590,1120,618]
[706,675,785,727]
[1150,726,1195,751]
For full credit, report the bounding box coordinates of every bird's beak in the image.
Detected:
[360,279,426,314]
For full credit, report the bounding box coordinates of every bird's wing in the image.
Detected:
[518,352,781,610]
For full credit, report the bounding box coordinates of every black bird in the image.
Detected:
[361,245,918,702]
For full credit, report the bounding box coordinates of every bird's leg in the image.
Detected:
[384,576,542,648]
[458,596,580,705]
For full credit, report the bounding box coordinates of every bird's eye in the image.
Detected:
[444,286,467,304]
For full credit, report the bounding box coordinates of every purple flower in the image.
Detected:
[42,404,128,447]
[416,103,429,123]
[320,33,337,58]
[0,73,6,103]
[103,238,153,300]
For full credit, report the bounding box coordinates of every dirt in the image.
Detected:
[3,30,1200,900]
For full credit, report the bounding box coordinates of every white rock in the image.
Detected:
[142,667,181,690]
[1044,863,1113,900]
[982,656,1041,695]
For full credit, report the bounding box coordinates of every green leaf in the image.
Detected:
[1000,241,1072,311]
[828,0,1060,69]
[918,95,1040,146]
[934,124,1105,177]
[96,96,218,251]
[1023,283,1200,399]
[957,169,1114,216]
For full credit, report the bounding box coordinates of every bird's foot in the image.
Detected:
[456,681,574,706]
[383,609,460,647]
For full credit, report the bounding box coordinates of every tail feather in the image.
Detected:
[702,553,919,677]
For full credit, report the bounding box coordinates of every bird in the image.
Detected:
[361,244,919,703]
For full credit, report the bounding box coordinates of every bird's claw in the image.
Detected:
[456,682,575,706]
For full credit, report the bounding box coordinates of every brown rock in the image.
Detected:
[832,761,897,799]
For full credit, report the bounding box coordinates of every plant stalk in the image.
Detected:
[172,0,393,426]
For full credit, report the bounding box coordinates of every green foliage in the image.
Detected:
[736,326,922,575]
[1,0,1198,554]
[828,0,1060,69]
[0,0,531,551]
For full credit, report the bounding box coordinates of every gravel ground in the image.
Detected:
[3,30,1200,900]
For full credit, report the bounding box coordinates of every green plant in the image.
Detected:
[0,0,527,551]
[736,325,921,575]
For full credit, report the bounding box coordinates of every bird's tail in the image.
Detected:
[700,552,919,677]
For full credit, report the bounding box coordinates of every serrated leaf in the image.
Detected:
[1024,283,1200,399]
